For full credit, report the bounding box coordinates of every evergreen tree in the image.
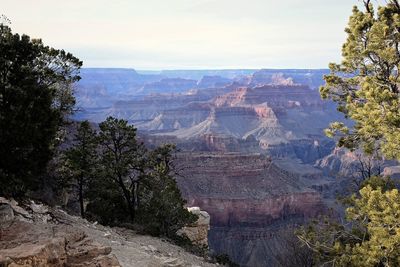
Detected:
[0,24,82,196]
[97,117,147,222]
[139,144,197,237]
[62,121,98,217]
[320,0,400,160]
[298,178,400,267]
[85,174,128,225]
[298,2,400,265]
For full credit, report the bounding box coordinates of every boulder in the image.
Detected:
[30,201,49,214]
[0,197,31,218]
[178,207,210,246]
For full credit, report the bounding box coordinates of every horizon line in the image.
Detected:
[81,67,331,71]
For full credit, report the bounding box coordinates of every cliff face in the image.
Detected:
[76,68,163,107]
[138,78,198,94]
[196,75,232,89]
[248,69,330,89]
[144,84,342,149]
[189,193,322,227]
[175,153,325,266]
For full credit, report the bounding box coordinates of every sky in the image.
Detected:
[2,0,370,70]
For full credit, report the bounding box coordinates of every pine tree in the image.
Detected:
[97,117,147,222]
[62,121,98,217]
[320,0,400,160]
[298,2,400,265]
[139,144,197,237]
[298,179,400,267]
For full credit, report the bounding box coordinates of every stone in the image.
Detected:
[0,197,31,218]
[30,201,49,214]
[0,220,121,267]
[160,257,185,267]
[0,203,14,223]
[175,153,326,267]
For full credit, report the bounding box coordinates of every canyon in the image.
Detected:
[73,68,383,266]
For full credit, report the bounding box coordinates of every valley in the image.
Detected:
[74,68,394,266]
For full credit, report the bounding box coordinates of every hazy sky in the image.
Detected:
[3,0,368,69]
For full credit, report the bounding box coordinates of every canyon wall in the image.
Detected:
[175,153,326,266]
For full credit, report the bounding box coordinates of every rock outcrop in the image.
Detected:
[0,198,217,267]
[178,207,210,247]
[0,198,120,267]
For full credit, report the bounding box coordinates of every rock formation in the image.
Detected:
[247,69,329,89]
[0,198,120,267]
[178,207,210,247]
[0,198,217,267]
[175,153,326,266]
[196,76,232,89]
[138,78,197,94]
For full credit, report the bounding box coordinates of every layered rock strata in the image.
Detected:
[175,153,326,266]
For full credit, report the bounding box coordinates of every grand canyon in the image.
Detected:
[3,1,400,266]
[72,68,395,266]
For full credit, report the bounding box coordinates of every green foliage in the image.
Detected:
[86,177,128,225]
[73,117,196,237]
[138,144,198,237]
[307,2,400,263]
[61,121,98,217]
[298,176,400,266]
[0,24,82,197]
[359,175,395,191]
[345,185,400,266]
[97,116,146,222]
[320,0,400,160]
[171,234,209,258]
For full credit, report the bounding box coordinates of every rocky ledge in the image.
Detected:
[0,198,216,267]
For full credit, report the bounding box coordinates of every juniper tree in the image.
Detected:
[0,24,82,196]
[97,117,147,222]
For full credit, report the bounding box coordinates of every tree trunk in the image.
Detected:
[78,178,85,218]
[119,179,135,222]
